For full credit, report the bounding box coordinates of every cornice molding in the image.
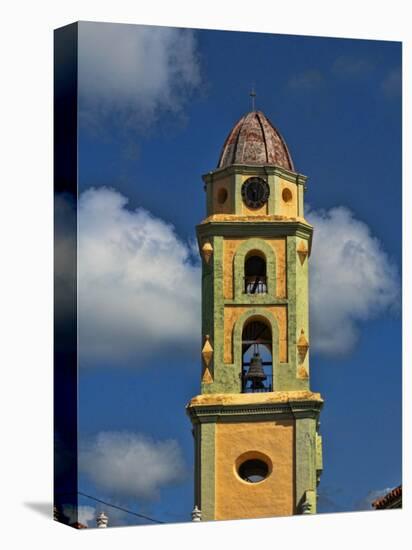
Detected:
[202,164,308,185]
[197,219,313,241]
[187,397,323,424]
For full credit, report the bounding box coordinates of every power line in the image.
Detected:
[55,491,165,524]
[78,492,165,524]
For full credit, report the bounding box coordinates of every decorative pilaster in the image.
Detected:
[199,422,216,521]
[294,416,318,513]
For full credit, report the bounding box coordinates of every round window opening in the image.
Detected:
[282,188,293,203]
[217,187,228,204]
[238,458,269,483]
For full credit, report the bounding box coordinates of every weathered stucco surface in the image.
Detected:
[215,420,295,520]
[223,237,286,300]
[278,178,298,218]
[188,390,323,407]
[211,176,233,215]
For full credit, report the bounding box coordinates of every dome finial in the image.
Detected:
[249,86,256,112]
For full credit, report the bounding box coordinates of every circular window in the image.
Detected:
[282,188,293,203]
[238,458,269,483]
[217,187,228,204]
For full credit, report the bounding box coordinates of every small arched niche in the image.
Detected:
[241,317,273,393]
[244,250,267,294]
[217,187,228,204]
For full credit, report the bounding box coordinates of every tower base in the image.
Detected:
[187,391,323,521]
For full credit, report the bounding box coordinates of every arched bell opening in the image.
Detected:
[244,251,267,294]
[241,318,273,393]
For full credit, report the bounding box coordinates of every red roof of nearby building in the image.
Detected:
[71,521,88,529]
[218,110,294,171]
[372,485,402,509]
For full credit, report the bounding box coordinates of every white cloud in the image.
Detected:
[78,505,96,527]
[331,55,375,77]
[287,69,324,91]
[79,431,186,500]
[355,487,393,511]
[308,206,399,356]
[78,187,201,366]
[57,187,398,365]
[381,67,401,97]
[61,504,96,527]
[78,22,201,131]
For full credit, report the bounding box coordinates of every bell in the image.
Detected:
[245,352,267,388]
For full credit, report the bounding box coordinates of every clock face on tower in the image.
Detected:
[241,177,270,209]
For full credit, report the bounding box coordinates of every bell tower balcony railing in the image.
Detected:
[241,372,273,393]
[244,276,267,294]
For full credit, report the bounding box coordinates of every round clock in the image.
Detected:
[241,177,270,209]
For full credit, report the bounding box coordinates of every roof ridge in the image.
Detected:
[255,111,269,163]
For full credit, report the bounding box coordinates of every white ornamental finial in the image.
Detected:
[191,505,202,522]
[301,500,312,514]
[96,511,109,528]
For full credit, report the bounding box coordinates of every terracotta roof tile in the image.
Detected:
[372,485,402,509]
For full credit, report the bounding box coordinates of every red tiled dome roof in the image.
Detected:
[218,110,294,171]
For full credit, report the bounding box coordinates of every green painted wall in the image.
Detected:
[295,416,317,512]
[199,421,216,520]
[198,227,312,394]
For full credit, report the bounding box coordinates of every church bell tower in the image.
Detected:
[187,109,323,521]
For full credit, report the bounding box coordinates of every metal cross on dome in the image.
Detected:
[250,87,256,111]
[249,86,256,111]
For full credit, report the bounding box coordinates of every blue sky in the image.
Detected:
[73,22,401,526]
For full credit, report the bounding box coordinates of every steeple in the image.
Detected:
[187,108,323,522]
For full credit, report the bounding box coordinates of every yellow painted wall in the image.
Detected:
[223,305,288,364]
[215,420,295,520]
[242,202,268,215]
[223,239,240,300]
[278,179,298,218]
[212,176,233,214]
[223,238,286,300]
